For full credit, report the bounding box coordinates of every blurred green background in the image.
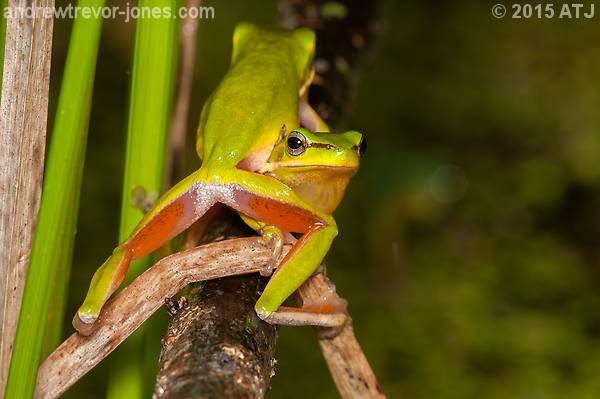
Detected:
[48,0,600,398]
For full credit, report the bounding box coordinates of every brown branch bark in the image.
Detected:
[154,275,277,398]
[35,236,283,399]
[0,0,54,393]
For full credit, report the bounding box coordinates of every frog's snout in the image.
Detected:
[357,137,367,157]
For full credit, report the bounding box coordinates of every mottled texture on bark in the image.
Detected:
[0,0,54,393]
[154,276,277,398]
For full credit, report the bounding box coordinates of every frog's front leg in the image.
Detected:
[229,171,348,328]
[255,220,346,327]
[239,214,290,276]
[74,169,217,334]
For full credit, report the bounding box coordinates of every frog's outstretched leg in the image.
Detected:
[74,170,216,333]
[227,170,348,328]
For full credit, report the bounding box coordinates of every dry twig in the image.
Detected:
[35,237,282,399]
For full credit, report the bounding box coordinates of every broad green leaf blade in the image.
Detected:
[4,1,105,397]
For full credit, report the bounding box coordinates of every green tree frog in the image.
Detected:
[74,23,365,334]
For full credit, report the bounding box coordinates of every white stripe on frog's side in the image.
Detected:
[166,181,237,235]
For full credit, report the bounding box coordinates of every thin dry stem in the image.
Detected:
[35,237,278,399]
[166,0,201,183]
[298,274,385,398]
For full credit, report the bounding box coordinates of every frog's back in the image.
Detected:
[197,23,315,171]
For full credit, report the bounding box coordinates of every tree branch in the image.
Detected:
[154,275,276,398]
[280,0,379,129]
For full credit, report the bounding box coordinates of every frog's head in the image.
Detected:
[263,127,365,213]
[276,128,364,170]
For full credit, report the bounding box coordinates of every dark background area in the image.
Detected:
[48,1,600,397]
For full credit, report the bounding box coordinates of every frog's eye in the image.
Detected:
[358,137,367,157]
[287,131,308,156]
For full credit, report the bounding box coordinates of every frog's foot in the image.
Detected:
[72,312,98,337]
[256,301,349,333]
[73,245,132,336]
[259,225,284,276]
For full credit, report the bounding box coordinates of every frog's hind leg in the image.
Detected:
[227,170,348,328]
[74,170,217,334]
[254,222,348,328]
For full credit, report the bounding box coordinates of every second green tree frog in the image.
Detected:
[74,23,365,334]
